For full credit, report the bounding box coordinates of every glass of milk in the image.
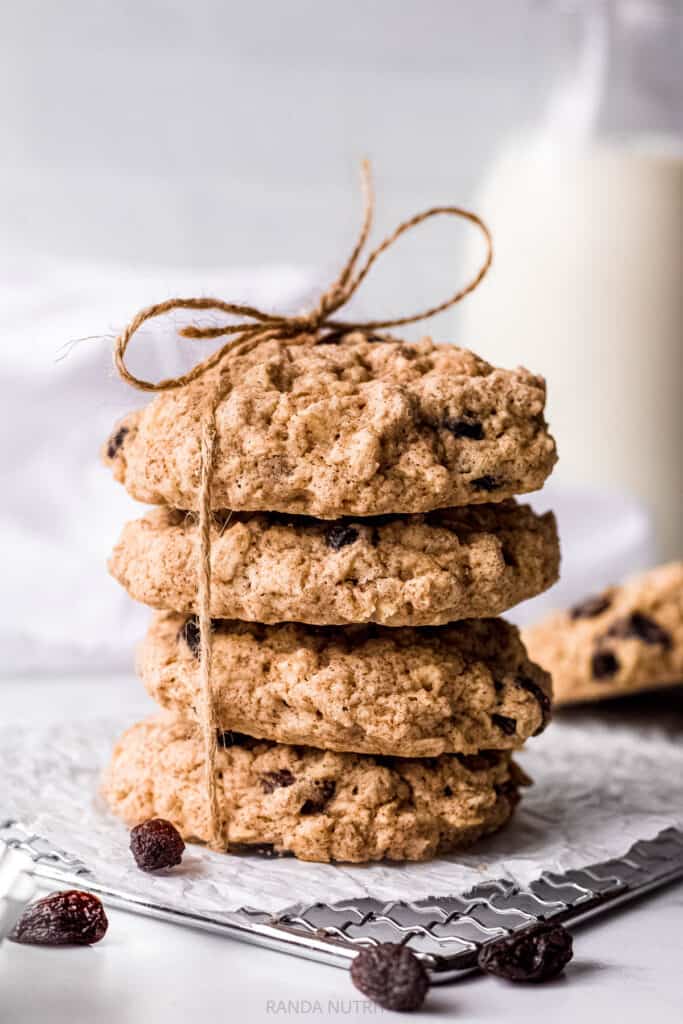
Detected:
[461,0,683,559]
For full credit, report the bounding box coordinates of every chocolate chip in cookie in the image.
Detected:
[491,714,517,736]
[607,612,672,649]
[177,616,224,657]
[325,523,360,550]
[106,426,129,459]
[301,780,336,815]
[591,650,620,679]
[516,675,552,731]
[471,475,501,492]
[570,594,611,619]
[260,768,296,793]
[178,616,201,657]
[443,416,485,440]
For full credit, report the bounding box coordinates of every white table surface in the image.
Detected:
[2,676,682,1024]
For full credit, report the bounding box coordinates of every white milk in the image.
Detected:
[461,141,683,559]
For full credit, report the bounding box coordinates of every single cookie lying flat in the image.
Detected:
[110,501,559,627]
[139,613,551,757]
[524,561,683,705]
[103,715,527,862]
[104,332,556,517]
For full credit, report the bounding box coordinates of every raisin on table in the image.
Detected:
[350,941,429,1011]
[130,818,185,872]
[10,890,108,946]
[478,921,573,982]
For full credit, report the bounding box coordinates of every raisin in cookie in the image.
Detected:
[138,613,551,757]
[102,715,527,863]
[524,562,683,705]
[104,332,556,517]
[110,501,559,627]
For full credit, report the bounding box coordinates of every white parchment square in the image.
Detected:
[2,696,682,915]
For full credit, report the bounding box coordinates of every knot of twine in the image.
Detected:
[114,161,493,849]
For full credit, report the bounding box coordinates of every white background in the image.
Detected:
[1,1,565,319]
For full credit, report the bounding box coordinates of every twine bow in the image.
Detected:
[114,161,493,848]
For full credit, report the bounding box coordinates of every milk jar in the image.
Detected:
[462,1,683,559]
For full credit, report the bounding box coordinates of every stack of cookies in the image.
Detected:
[102,332,559,863]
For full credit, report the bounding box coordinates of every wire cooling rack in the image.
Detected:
[2,821,682,982]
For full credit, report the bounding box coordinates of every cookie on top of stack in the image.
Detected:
[102,331,559,863]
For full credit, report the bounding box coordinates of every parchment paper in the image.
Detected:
[2,695,682,914]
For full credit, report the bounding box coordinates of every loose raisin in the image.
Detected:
[350,942,429,1011]
[10,890,108,946]
[478,921,573,982]
[130,818,185,872]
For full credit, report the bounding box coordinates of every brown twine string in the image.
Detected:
[113,161,493,849]
[197,414,221,843]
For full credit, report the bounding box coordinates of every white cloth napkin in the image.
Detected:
[0,259,316,674]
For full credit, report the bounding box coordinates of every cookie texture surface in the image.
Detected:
[103,715,527,862]
[524,562,683,705]
[104,333,556,517]
[139,613,551,757]
[110,501,559,627]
